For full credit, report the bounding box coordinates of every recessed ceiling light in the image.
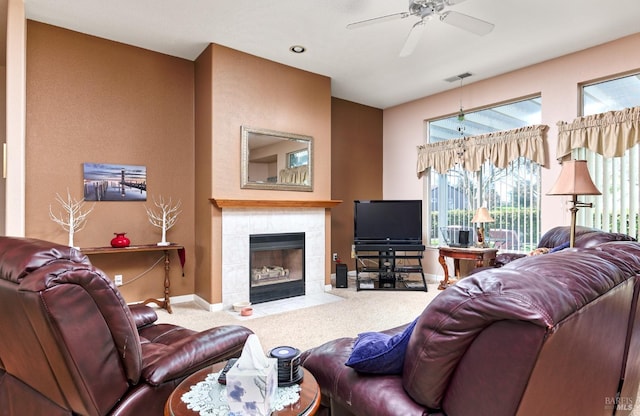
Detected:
[289,45,306,54]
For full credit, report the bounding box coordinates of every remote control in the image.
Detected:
[217,358,238,385]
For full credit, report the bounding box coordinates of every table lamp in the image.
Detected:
[471,206,494,248]
[547,159,601,248]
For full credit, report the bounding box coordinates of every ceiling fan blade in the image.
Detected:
[440,11,494,36]
[399,20,426,57]
[346,12,410,30]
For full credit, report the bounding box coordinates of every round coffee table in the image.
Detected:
[164,360,321,416]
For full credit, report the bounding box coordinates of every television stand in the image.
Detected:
[354,245,427,292]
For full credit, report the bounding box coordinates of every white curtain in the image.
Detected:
[416,124,548,177]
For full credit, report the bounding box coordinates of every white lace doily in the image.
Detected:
[181,371,301,416]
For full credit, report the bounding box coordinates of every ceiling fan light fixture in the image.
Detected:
[418,6,436,19]
[347,0,494,57]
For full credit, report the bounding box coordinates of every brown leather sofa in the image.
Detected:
[301,237,640,415]
[0,237,253,416]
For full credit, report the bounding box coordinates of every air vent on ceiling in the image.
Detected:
[444,72,473,83]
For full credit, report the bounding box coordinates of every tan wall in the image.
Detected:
[208,44,331,199]
[25,21,196,303]
[194,45,214,302]
[330,98,383,271]
[195,44,333,304]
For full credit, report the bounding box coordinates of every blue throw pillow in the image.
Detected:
[345,318,418,374]
[550,241,570,253]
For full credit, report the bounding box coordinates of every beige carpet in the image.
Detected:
[155,283,441,352]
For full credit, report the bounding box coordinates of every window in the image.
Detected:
[287,149,308,168]
[576,74,640,239]
[427,98,542,250]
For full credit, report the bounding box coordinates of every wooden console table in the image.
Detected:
[438,246,497,290]
[80,244,184,313]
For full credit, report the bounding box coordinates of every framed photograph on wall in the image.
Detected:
[83,163,147,201]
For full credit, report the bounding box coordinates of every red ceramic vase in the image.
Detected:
[111,233,131,248]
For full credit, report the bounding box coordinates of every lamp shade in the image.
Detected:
[471,206,494,223]
[547,160,601,196]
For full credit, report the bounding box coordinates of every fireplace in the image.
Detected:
[250,232,305,304]
[218,205,328,310]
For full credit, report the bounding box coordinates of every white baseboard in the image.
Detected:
[169,294,196,305]
[193,294,223,312]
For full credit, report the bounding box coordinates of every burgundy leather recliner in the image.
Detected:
[0,236,253,416]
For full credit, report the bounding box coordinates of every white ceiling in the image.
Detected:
[23,0,640,109]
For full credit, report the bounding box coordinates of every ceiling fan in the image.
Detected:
[347,0,494,57]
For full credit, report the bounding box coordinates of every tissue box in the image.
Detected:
[226,357,278,416]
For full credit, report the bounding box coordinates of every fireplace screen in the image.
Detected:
[249,232,305,303]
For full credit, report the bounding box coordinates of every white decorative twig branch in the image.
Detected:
[145,195,182,245]
[49,190,95,247]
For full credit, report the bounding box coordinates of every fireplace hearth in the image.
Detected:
[250,232,305,304]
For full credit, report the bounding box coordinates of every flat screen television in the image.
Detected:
[353,200,423,245]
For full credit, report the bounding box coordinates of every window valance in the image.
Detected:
[556,106,640,160]
[279,165,309,185]
[416,124,547,176]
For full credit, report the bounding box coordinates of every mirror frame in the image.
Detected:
[240,126,313,192]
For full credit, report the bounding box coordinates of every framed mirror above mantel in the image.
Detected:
[241,126,313,191]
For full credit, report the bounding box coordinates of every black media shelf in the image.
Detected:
[354,245,427,292]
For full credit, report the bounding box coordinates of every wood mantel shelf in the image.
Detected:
[210,198,342,208]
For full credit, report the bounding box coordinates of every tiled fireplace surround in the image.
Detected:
[220,207,327,308]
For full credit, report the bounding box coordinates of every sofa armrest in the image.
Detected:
[495,252,526,267]
[128,304,158,329]
[301,337,430,415]
[140,324,253,386]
